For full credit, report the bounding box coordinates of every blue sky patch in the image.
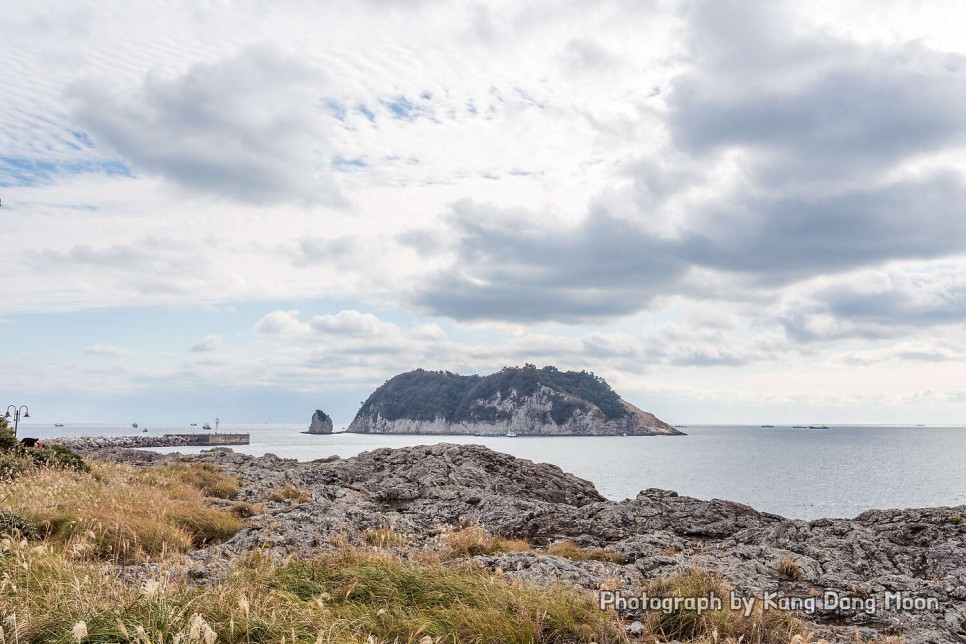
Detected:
[356,104,376,122]
[332,156,368,171]
[383,96,417,120]
[0,156,131,188]
[325,99,347,121]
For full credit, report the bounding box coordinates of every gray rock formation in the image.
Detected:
[101,444,964,643]
[306,409,333,434]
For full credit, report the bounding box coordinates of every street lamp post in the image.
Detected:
[4,405,30,440]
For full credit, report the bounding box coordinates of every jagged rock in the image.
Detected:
[306,409,333,434]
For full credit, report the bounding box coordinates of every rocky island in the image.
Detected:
[305,409,333,434]
[347,364,681,436]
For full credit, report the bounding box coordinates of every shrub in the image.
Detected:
[0,508,40,538]
[0,417,17,451]
[0,441,89,481]
[0,450,29,480]
[28,443,90,473]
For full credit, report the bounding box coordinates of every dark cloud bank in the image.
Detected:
[410,2,966,334]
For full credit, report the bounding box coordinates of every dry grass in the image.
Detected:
[229,500,267,518]
[438,525,531,559]
[0,462,243,562]
[0,538,624,643]
[137,463,241,499]
[642,568,805,644]
[546,539,629,564]
[775,557,805,581]
[267,483,310,504]
[364,527,411,548]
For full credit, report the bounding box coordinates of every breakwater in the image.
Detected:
[49,433,250,450]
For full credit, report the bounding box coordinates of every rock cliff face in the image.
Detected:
[306,409,333,434]
[347,366,681,436]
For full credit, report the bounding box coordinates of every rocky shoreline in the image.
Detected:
[74,441,965,643]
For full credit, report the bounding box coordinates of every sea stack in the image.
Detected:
[307,409,334,434]
[347,365,681,436]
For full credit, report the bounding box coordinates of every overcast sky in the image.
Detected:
[3,0,966,425]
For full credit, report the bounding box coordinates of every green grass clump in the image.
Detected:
[0,508,40,538]
[1,541,623,643]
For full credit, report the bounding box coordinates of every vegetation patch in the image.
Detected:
[0,508,40,538]
[642,568,804,643]
[546,540,629,564]
[364,527,411,548]
[266,483,310,503]
[438,525,531,559]
[775,557,805,581]
[0,421,89,480]
[137,463,241,499]
[0,462,242,562]
[357,364,630,425]
[0,540,622,643]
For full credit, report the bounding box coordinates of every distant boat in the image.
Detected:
[202,423,212,430]
[676,425,688,428]
[473,431,502,437]
[142,427,148,433]
[807,424,829,430]
[131,423,138,428]
[792,425,807,428]
[190,423,198,426]
[505,432,517,437]
[760,424,775,428]
[54,423,64,427]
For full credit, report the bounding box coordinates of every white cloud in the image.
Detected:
[83,343,132,357]
[189,335,222,353]
[69,45,344,205]
[3,0,966,422]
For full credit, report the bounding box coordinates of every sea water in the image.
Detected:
[27,423,966,520]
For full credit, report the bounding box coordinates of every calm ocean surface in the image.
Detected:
[27,423,966,520]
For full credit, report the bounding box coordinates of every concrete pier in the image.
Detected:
[163,433,250,446]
